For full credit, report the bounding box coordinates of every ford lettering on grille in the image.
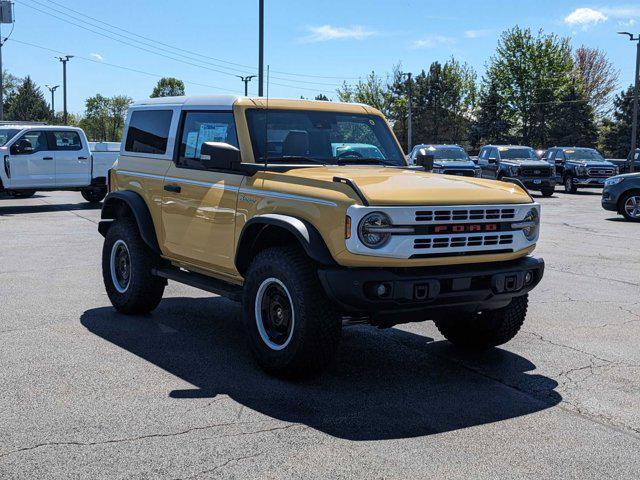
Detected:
[432,223,499,233]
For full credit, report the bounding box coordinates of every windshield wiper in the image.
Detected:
[258,155,326,165]
[335,158,388,165]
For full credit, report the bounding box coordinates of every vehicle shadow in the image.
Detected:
[0,203,101,216]
[81,297,561,441]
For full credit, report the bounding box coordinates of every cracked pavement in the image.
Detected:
[1,190,639,479]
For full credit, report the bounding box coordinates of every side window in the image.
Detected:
[546,150,555,161]
[125,110,173,155]
[556,151,565,162]
[491,148,499,160]
[11,131,49,155]
[177,111,238,169]
[479,148,487,159]
[50,131,82,151]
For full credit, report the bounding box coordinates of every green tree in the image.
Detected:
[573,46,619,117]
[336,71,394,117]
[150,77,185,98]
[5,76,50,122]
[314,93,330,101]
[470,80,513,147]
[79,94,132,141]
[2,70,20,98]
[485,27,574,147]
[600,86,637,158]
[410,58,477,146]
[548,82,598,147]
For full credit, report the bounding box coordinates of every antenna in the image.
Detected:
[264,65,270,171]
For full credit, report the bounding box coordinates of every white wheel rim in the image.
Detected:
[255,277,295,351]
[624,195,640,218]
[110,239,131,293]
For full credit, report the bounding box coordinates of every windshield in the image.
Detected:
[428,147,469,161]
[246,109,405,166]
[500,148,538,160]
[0,128,21,146]
[565,149,604,161]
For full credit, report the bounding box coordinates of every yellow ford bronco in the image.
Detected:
[98,95,544,377]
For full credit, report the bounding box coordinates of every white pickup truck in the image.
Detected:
[0,124,119,203]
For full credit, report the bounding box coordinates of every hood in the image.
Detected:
[501,159,549,167]
[266,166,532,206]
[433,160,477,168]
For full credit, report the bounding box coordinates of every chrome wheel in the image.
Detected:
[110,239,131,293]
[255,278,295,351]
[623,195,640,219]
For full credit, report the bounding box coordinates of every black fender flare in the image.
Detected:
[235,214,336,275]
[98,191,161,255]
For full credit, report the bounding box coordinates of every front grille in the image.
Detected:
[414,234,514,250]
[415,207,516,222]
[442,169,475,177]
[587,167,615,178]
[521,166,551,177]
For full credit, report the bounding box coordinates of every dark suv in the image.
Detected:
[477,145,556,196]
[543,147,617,194]
[408,144,481,177]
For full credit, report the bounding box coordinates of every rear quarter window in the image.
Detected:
[125,110,173,155]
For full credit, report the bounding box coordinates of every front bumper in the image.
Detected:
[318,256,544,324]
[601,186,621,211]
[517,177,556,190]
[573,177,610,188]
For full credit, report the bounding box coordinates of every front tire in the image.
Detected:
[564,176,577,194]
[102,217,165,314]
[620,191,640,222]
[81,187,107,203]
[434,295,528,349]
[540,187,554,197]
[242,247,341,378]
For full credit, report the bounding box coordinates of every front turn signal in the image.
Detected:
[345,215,351,239]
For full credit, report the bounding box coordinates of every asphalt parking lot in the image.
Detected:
[0,188,639,479]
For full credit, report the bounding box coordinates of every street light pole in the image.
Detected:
[56,55,73,125]
[402,72,413,152]
[258,0,264,97]
[45,84,59,123]
[236,75,256,96]
[619,32,640,173]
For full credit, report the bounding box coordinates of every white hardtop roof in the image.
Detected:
[132,95,239,107]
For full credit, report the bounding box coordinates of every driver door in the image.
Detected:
[7,130,56,188]
[161,110,244,278]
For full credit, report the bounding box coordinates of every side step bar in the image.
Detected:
[152,267,242,302]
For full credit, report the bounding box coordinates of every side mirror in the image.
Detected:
[200,142,241,171]
[488,157,497,164]
[415,149,434,171]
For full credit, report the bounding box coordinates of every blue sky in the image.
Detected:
[4,0,640,113]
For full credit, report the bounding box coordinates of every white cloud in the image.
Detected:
[300,25,375,43]
[564,8,608,27]
[464,29,493,39]
[412,35,455,49]
[90,53,104,61]
[618,18,637,27]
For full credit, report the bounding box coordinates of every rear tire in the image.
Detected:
[564,176,577,194]
[102,217,165,314]
[434,295,528,349]
[620,191,640,222]
[540,187,554,197]
[81,188,107,203]
[242,246,341,378]
[7,189,36,198]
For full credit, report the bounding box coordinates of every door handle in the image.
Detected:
[164,184,181,193]
[78,156,88,160]
[43,156,54,160]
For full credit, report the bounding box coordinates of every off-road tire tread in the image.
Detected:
[242,246,340,378]
[102,217,165,314]
[434,294,528,349]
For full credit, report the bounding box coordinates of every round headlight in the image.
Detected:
[522,208,540,241]
[358,212,392,249]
